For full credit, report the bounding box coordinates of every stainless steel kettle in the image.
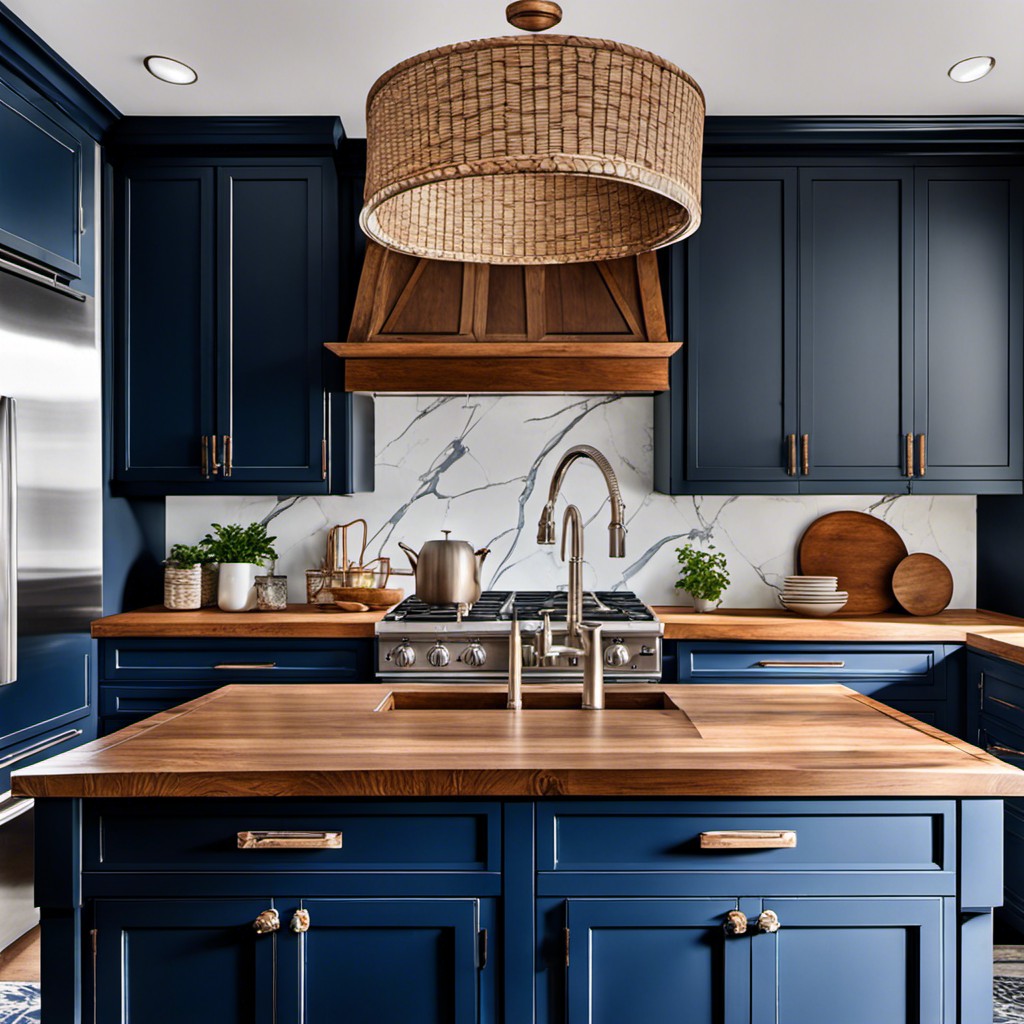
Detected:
[398,530,490,606]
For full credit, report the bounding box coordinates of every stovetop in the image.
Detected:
[382,590,657,625]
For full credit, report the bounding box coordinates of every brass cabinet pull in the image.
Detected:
[215,662,277,671]
[238,830,343,849]
[223,435,233,477]
[201,436,210,478]
[210,434,220,476]
[757,910,781,933]
[918,433,926,476]
[700,829,797,850]
[800,434,809,475]
[988,743,1024,760]
[786,434,797,476]
[905,433,914,477]
[989,695,1024,716]
[253,909,280,934]
[321,437,328,480]
[757,660,845,669]
[723,910,748,935]
[291,909,311,933]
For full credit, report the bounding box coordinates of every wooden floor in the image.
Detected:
[0,927,39,982]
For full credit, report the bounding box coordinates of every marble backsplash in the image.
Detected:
[166,395,976,608]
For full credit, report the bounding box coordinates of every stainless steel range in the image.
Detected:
[376,590,663,682]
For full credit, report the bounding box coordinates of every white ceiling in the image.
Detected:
[8,0,1023,135]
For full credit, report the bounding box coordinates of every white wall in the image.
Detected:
[166,395,976,608]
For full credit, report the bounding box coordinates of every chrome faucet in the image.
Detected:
[537,445,627,558]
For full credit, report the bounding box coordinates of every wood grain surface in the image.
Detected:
[798,511,909,614]
[892,553,955,616]
[13,683,1024,799]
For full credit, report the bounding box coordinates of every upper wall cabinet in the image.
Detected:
[656,160,1024,495]
[108,120,370,495]
[0,75,86,282]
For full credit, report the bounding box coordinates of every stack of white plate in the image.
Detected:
[780,576,848,617]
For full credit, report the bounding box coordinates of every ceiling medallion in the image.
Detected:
[360,2,705,265]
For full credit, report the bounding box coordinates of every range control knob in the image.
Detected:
[427,643,451,668]
[391,643,416,668]
[461,643,487,668]
[604,643,630,667]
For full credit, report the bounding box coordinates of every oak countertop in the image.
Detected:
[91,606,1024,665]
[13,683,1024,799]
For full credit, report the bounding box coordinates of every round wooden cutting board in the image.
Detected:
[891,553,954,616]
[797,511,909,615]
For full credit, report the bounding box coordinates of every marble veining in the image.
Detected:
[166,395,976,607]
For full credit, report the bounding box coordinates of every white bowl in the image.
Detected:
[785,576,838,583]
[783,587,841,596]
[782,589,847,598]
[781,598,848,617]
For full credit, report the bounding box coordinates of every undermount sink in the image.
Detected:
[376,690,686,713]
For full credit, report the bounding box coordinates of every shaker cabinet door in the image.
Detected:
[912,167,1024,489]
[684,169,799,488]
[797,168,915,486]
[112,164,216,483]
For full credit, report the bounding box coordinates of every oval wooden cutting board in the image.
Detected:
[892,553,954,616]
[797,511,908,615]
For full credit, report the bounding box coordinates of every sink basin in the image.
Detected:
[376,690,685,713]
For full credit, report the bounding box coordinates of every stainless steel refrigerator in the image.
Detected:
[0,260,100,948]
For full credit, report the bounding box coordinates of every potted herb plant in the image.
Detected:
[164,544,205,611]
[675,543,730,612]
[200,522,279,612]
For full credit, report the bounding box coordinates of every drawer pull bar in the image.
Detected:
[700,829,797,850]
[215,663,277,671]
[238,830,343,850]
[756,661,845,669]
[0,728,82,770]
[989,695,1024,716]
[987,744,1024,760]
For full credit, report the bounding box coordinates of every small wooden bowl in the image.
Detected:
[330,586,404,610]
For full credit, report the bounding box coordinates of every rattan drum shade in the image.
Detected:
[361,35,705,265]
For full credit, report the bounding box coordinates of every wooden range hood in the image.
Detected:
[327,241,681,392]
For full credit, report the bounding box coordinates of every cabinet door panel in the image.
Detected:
[799,169,913,483]
[914,168,1023,485]
[686,169,798,485]
[750,897,944,1024]
[94,899,275,1024]
[299,898,479,1024]
[217,165,326,483]
[113,165,215,482]
[565,898,748,1024]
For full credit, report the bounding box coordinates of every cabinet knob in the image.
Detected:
[723,910,748,936]
[291,909,310,934]
[756,909,781,933]
[253,909,280,935]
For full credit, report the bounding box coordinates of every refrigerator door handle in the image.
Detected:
[0,397,16,684]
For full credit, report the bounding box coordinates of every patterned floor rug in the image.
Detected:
[995,946,1024,1023]
[0,983,39,1024]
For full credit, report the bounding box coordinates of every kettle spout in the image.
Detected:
[397,541,419,571]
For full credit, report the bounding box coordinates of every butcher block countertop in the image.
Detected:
[91,605,1024,664]
[14,683,1024,799]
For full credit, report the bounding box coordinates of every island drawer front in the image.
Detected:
[537,800,955,876]
[673,643,948,700]
[84,800,502,874]
[100,685,210,718]
[100,638,373,683]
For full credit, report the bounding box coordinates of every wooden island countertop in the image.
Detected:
[14,683,1024,800]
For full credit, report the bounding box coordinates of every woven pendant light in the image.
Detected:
[360,2,705,265]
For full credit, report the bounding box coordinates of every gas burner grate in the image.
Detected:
[384,591,514,623]
[513,590,656,623]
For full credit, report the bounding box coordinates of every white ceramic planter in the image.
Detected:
[692,596,723,613]
[217,563,259,612]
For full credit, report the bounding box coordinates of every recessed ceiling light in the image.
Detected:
[143,55,198,85]
[948,55,995,83]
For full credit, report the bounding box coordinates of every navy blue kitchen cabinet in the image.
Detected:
[966,650,1024,932]
[912,168,1024,491]
[111,156,343,493]
[0,74,85,282]
[667,641,965,736]
[656,161,1024,495]
[97,637,373,734]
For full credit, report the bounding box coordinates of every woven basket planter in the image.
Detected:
[362,35,704,264]
[200,563,219,608]
[164,567,202,611]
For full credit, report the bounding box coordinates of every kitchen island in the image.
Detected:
[15,682,1024,1024]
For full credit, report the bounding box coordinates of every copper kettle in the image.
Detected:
[398,530,489,606]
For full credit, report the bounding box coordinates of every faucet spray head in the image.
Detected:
[609,521,626,558]
[537,502,555,545]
